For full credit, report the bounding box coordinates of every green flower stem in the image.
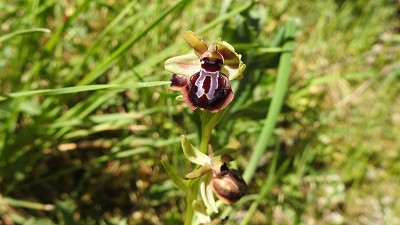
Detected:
[161,159,197,224]
[184,179,200,225]
[184,195,195,225]
[200,111,214,154]
[200,110,226,153]
[199,129,211,155]
[179,109,227,224]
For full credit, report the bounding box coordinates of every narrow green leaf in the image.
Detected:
[243,18,297,183]
[67,1,138,82]
[3,197,55,211]
[0,28,50,43]
[77,0,189,85]
[161,159,188,191]
[0,81,170,102]
[240,144,286,225]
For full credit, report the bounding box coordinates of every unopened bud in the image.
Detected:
[211,164,248,204]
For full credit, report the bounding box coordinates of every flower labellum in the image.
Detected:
[211,163,248,205]
[171,45,233,112]
[166,31,245,113]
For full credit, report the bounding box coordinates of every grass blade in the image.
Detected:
[76,0,190,86]
[0,28,51,43]
[0,81,170,102]
[242,18,297,183]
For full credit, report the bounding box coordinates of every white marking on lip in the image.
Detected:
[195,68,220,99]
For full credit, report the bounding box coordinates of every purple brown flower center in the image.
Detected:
[170,53,234,113]
[194,58,223,100]
[185,57,233,112]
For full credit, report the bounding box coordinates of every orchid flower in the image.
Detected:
[165,31,246,112]
[181,136,248,213]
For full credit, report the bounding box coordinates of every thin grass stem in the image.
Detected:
[242,19,296,184]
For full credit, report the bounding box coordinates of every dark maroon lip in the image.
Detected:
[170,53,233,112]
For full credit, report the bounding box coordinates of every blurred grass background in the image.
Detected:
[1,0,400,224]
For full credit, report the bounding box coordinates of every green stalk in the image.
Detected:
[200,110,226,153]
[199,123,212,155]
[180,110,227,224]
[184,191,196,225]
[183,177,201,225]
[242,19,296,183]
[3,197,55,211]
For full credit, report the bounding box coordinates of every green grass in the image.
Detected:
[1,0,400,224]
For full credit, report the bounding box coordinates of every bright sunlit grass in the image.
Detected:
[0,0,399,224]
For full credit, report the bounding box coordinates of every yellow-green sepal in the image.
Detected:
[183,30,208,57]
[181,135,211,165]
[164,53,200,77]
[217,41,246,80]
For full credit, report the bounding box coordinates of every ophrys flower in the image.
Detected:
[181,136,248,212]
[166,31,245,112]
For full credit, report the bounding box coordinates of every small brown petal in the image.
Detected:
[170,74,189,91]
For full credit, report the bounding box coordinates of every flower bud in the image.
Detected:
[211,164,248,204]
